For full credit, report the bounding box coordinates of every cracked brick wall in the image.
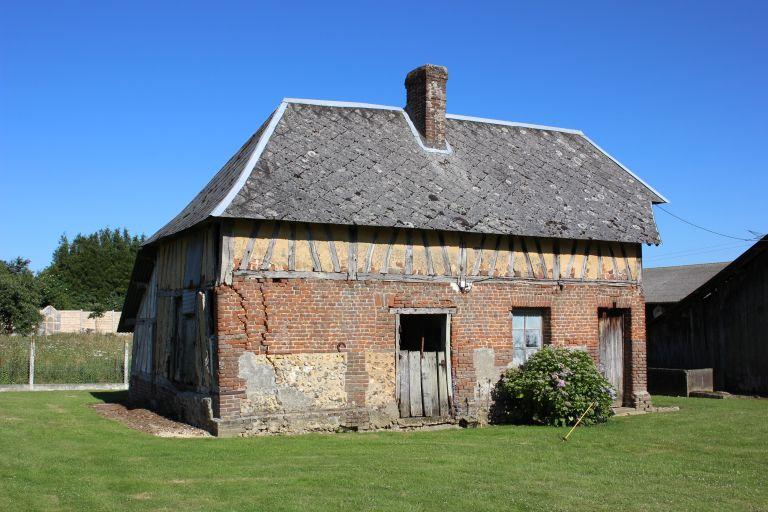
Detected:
[213,276,648,434]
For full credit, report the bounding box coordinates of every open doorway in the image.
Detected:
[397,314,451,418]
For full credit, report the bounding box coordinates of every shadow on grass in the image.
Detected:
[90,390,128,404]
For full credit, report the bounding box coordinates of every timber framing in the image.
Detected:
[224,218,643,285]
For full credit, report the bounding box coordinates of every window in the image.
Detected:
[512,309,547,365]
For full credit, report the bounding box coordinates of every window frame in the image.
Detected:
[511,308,549,365]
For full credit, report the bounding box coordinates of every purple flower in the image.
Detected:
[556,379,566,388]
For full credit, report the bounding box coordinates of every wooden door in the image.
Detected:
[397,315,450,418]
[599,312,624,405]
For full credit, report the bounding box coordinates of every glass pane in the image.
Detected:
[513,329,525,348]
[525,330,542,348]
[512,315,525,330]
[525,313,542,330]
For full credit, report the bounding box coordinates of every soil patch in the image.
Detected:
[92,402,212,438]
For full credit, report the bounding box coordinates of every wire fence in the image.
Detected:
[0,334,130,388]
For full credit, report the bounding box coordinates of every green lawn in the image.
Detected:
[1,393,766,511]
[0,334,129,385]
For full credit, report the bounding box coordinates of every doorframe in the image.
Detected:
[598,308,630,406]
[390,307,455,410]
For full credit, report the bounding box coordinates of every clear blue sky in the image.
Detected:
[1,1,766,271]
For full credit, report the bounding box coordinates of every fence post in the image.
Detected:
[123,339,130,388]
[28,338,35,388]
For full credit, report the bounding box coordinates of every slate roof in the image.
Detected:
[146,99,665,245]
[644,262,731,303]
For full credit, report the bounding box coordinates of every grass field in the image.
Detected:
[0,334,129,385]
[0,392,766,512]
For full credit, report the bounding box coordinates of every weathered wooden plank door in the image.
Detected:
[397,314,451,418]
[421,351,439,416]
[397,350,411,417]
[599,312,624,405]
[408,351,423,416]
[436,351,449,415]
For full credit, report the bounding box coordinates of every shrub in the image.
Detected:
[496,346,614,426]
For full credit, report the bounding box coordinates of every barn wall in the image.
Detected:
[127,224,219,430]
[213,276,647,436]
[647,248,768,395]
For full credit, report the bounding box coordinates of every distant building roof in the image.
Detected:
[644,262,731,303]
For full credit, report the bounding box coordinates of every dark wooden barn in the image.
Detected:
[646,236,768,395]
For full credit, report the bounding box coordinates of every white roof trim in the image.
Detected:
[284,98,400,111]
[285,98,452,154]
[211,101,289,217]
[446,113,584,135]
[580,135,669,204]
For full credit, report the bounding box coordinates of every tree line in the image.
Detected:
[0,228,143,335]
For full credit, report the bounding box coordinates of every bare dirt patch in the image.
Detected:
[92,402,212,438]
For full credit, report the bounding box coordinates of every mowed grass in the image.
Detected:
[0,393,766,511]
[0,334,128,384]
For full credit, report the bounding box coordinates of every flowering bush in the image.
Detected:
[496,346,614,426]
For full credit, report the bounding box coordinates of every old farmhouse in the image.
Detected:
[119,65,667,435]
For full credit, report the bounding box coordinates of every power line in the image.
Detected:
[656,206,764,241]
[646,240,748,259]
[646,243,751,263]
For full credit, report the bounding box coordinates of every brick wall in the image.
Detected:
[212,276,648,434]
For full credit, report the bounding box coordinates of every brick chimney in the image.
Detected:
[404,64,448,149]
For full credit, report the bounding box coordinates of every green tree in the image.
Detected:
[0,257,42,335]
[39,228,144,312]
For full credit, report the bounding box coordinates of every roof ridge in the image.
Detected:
[446,113,583,135]
[284,98,667,204]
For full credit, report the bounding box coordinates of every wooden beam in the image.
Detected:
[363,228,378,273]
[471,234,485,276]
[389,307,457,314]
[608,244,620,280]
[596,243,603,281]
[260,221,281,271]
[564,240,577,279]
[520,237,535,278]
[235,268,638,287]
[348,226,358,279]
[324,224,341,273]
[238,222,261,271]
[507,236,515,277]
[382,229,397,274]
[438,232,452,276]
[421,230,435,276]
[404,230,413,275]
[306,223,322,271]
[487,235,501,278]
[288,223,296,271]
[552,239,561,280]
[534,238,548,279]
[620,244,633,281]
[580,241,591,280]
[219,220,235,285]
